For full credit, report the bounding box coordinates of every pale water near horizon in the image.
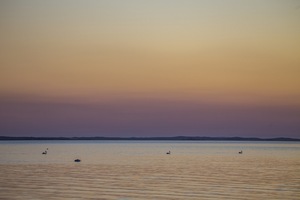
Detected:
[0,141,299,199]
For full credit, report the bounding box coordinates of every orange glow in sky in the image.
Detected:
[1,1,300,137]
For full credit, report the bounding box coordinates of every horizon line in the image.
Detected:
[0,136,299,141]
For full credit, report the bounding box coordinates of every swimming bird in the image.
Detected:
[166,151,171,155]
[74,159,81,162]
[239,151,243,154]
[42,151,47,155]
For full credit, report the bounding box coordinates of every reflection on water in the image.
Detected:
[0,141,299,199]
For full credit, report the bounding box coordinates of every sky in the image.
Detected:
[0,0,300,138]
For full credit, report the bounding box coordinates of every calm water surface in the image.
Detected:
[0,140,299,199]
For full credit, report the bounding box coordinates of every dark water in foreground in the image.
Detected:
[0,141,299,199]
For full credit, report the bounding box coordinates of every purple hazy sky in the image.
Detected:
[0,95,299,138]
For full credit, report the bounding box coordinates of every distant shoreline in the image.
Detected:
[0,136,299,141]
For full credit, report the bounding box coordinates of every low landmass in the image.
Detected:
[0,136,299,141]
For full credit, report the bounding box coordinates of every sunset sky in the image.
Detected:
[1,0,300,138]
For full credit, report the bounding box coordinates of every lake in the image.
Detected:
[0,140,299,199]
